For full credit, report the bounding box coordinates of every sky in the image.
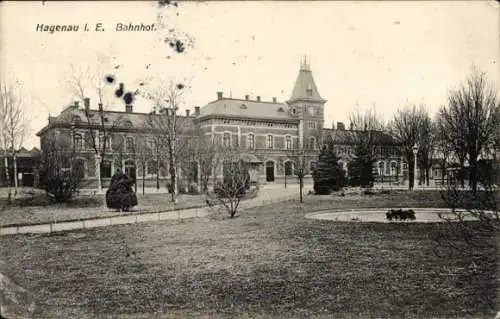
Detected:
[1,1,499,149]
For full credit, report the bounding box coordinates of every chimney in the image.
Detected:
[126,105,133,113]
[185,109,190,117]
[98,103,103,111]
[272,97,277,103]
[74,101,79,109]
[217,91,223,100]
[256,96,261,102]
[194,106,200,116]
[245,95,249,100]
[337,122,345,130]
[83,97,90,110]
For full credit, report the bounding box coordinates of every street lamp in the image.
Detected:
[412,143,418,189]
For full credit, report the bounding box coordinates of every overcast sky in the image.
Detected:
[1,1,498,149]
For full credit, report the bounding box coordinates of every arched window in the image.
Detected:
[247,133,255,149]
[284,161,293,176]
[223,132,231,147]
[378,161,386,176]
[309,161,316,172]
[266,135,274,149]
[122,119,133,128]
[390,161,398,176]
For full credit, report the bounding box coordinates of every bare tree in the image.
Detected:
[64,64,125,193]
[0,78,29,199]
[433,113,454,186]
[143,80,190,204]
[208,149,250,218]
[348,105,386,159]
[346,105,385,188]
[438,66,499,194]
[389,103,432,190]
[417,108,433,186]
[293,149,308,203]
[39,130,83,203]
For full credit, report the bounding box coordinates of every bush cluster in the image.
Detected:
[386,209,416,221]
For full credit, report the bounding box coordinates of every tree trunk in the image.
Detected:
[13,153,18,195]
[142,163,145,195]
[299,175,303,203]
[97,157,103,194]
[4,155,11,203]
[469,160,478,194]
[169,156,178,204]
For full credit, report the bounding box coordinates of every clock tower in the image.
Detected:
[287,56,327,150]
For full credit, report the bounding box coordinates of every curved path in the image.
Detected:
[0,184,309,236]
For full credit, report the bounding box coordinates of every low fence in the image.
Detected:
[0,206,207,236]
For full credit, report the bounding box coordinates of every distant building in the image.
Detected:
[196,58,404,183]
[0,148,41,187]
[36,58,406,189]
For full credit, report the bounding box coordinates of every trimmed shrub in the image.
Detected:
[312,145,346,195]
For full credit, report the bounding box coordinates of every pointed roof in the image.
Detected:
[289,56,325,102]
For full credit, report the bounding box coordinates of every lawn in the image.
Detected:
[0,191,207,227]
[0,191,497,318]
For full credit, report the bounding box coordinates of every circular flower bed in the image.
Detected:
[305,208,483,223]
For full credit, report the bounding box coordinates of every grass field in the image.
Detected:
[0,192,207,226]
[0,191,497,318]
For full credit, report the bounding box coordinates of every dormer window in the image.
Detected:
[71,115,82,124]
[277,107,284,112]
[306,84,313,97]
[123,119,133,128]
[240,104,248,109]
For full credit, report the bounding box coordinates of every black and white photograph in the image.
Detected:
[0,1,499,318]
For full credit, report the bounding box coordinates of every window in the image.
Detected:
[147,160,158,175]
[100,160,112,178]
[306,84,313,97]
[101,135,111,151]
[73,134,83,150]
[284,161,293,176]
[266,135,274,149]
[148,138,157,152]
[390,161,398,176]
[125,137,134,152]
[307,121,317,129]
[309,161,316,172]
[308,137,316,149]
[72,115,82,124]
[378,161,385,176]
[73,158,85,179]
[247,133,255,149]
[285,136,292,150]
[223,132,231,147]
[123,119,133,128]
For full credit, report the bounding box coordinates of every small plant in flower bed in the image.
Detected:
[386,208,416,221]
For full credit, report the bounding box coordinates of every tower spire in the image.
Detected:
[301,55,310,71]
